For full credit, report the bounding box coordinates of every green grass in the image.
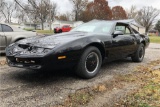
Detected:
[149,36,160,43]
[35,30,54,34]
[23,28,34,31]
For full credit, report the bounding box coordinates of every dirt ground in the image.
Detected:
[0,43,160,107]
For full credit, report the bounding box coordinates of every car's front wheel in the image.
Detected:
[75,46,102,79]
[131,43,145,62]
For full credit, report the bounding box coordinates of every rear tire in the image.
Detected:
[131,43,145,62]
[75,46,102,79]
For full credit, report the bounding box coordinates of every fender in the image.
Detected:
[82,37,106,59]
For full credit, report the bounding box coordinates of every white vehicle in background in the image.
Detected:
[0,23,37,53]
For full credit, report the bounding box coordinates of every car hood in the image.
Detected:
[17,31,87,48]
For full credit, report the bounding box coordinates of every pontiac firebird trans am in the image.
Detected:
[5,20,150,79]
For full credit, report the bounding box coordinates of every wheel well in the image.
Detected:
[86,43,105,60]
[14,38,25,42]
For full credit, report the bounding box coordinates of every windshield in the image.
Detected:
[71,21,114,33]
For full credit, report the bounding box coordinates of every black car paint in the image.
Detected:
[5,21,149,70]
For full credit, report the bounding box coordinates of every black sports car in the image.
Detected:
[5,20,149,79]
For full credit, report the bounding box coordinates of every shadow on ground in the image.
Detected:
[9,58,133,86]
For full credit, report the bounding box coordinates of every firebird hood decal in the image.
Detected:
[17,32,86,48]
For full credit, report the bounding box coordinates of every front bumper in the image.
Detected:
[7,56,44,69]
[5,43,82,70]
[6,53,79,70]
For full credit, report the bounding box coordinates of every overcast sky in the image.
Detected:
[55,0,160,14]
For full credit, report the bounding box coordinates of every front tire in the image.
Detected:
[131,43,145,62]
[75,46,102,79]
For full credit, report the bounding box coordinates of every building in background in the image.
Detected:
[148,29,159,36]
[36,22,50,30]
[20,20,84,30]
[52,20,84,29]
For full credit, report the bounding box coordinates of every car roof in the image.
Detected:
[89,19,144,28]
[89,19,129,25]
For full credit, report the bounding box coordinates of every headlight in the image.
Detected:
[20,47,51,56]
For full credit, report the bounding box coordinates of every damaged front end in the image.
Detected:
[5,43,53,69]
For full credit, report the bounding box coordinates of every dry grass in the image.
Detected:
[55,75,136,107]
[55,60,160,107]
[0,60,7,66]
[118,60,160,107]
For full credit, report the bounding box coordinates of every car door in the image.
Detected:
[61,26,65,32]
[0,24,6,52]
[109,23,137,59]
[0,24,13,52]
[66,26,69,32]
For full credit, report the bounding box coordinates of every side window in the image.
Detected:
[0,24,2,32]
[115,26,125,34]
[64,26,68,28]
[2,24,13,32]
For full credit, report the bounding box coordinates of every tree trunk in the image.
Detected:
[41,22,44,30]
[145,26,149,34]
[75,11,78,21]
[34,24,36,30]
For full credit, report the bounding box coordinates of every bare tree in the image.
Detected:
[26,0,48,30]
[15,3,27,24]
[14,0,57,30]
[0,0,15,23]
[127,5,138,19]
[50,2,57,22]
[136,6,160,33]
[69,0,88,21]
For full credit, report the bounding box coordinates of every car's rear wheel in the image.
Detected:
[75,46,102,79]
[131,43,145,62]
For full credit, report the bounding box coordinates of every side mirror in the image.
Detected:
[113,31,124,38]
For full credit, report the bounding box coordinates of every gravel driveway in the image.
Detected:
[0,43,160,107]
